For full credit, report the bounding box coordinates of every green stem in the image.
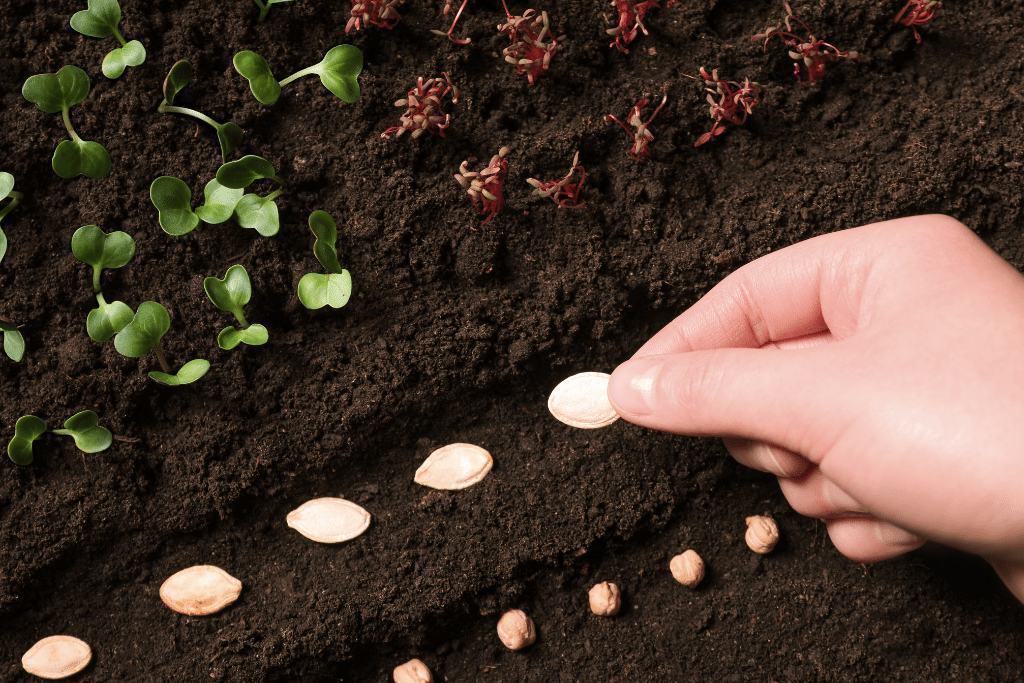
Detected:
[251,0,269,21]
[112,28,128,46]
[61,107,81,142]
[157,102,222,131]
[152,340,172,375]
[263,188,287,202]
[0,191,22,223]
[92,267,103,294]
[95,292,107,307]
[271,175,292,191]
[278,65,319,88]
[232,309,250,329]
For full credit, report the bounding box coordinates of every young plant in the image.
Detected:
[204,265,268,349]
[604,94,667,161]
[70,0,146,79]
[233,45,363,105]
[22,65,112,179]
[454,147,510,227]
[215,156,290,236]
[752,2,860,85]
[498,3,564,85]
[0,172,24,265]
[894,0,941,43]
[52,410,113,453]
[250,0,294,22]
[381,73,460,139]
[114,301,210,385]
[158,61,244,162]
[298,210,353,310]
[526,152,585,208]
[0,315,24,362]
[432,0,473,44]
[150,176,245,236]
[71,225,136,342]
[346,0,403,32]
[694,67,762,147]
[607,0,677,53]
[8,415,46,465]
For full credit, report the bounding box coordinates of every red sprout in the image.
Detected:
[345,0,403,33]
[752,2,860,85]
[606,0,677,54]
[603,94,667,161]
[894,0,942,43]
[526,153,585,208]
[454,147,510,226]
[381,73,460,139]
[694,67,762,147]
[498,2,564,85]
[432,0,472,44]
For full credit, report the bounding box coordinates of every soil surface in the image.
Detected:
[3,0,1024,680]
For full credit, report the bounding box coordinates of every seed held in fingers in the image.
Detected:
[670,549,705,588]
[22,636,91,679]
[547,372,619,429]
[745,515,780,554]
[159,565,243,615]
[393,658,433,683]
[588,581,621,616]
[287,497,372,543]
[497,609,536,650]
[414,443,493,490]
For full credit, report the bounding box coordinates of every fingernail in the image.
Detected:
[608,359,663,417]
[875,521,923,548]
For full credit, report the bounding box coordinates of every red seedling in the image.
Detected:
[432,0,472,44]
[381,73,460,139]
[894,0,942,43]
[604,94,667,161]
[752,2,860,85]
[498,2,564,85]
[694,67,762,147]
[345,0,403,32]
[607,0,677,54]
[454,147,510,227]
[526,152,585,208]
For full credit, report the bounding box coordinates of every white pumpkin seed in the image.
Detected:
[22,635,91,679]
[414,443,493,490]
[159,565,242,616]
[547,371,619,429]
[287,497,371,543]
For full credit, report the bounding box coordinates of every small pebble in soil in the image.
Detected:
[393,658,433,683]
[497,609,536,650]
[547,372,620,429]
[588,581,622,616]
[414,443,493,490]
[21,635,92,679]
[745,515,780,554]
[670,549,705,588]
[159,565,243,616]
[286,497,371,543]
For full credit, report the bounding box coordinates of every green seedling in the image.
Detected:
[52,410,113,453]
[0,315,25,362]
[22,66,112,179]
[150,176,199,236]
[250,0,294,22]
[70,0,146,79]
[0,172,24,265]
[216,155,290,236]
[298,210,353,310]
[114,301,209,385]
[233,45,363,105]
[8,416,46,465]
[71,225,135,342]
[204,265,268,349]
[157,61,244,162]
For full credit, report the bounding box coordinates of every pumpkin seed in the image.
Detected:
[21,635,91,679]
[287,497,371,543]
[159,565,242,616]
[547,371,619,429]
[414,443,493,490]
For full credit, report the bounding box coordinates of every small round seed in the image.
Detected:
[414,443,493,490]
[393,658,433,683]
[745,515,779,554]
[22,635,91,679]
[588,581,621,616]
[670,549,705,588]
[159,565,242,616]
[547,372,619,429]
[497,609,536,650]
[287,497,372,543]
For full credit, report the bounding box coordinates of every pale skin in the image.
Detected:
[606,215,1024,602]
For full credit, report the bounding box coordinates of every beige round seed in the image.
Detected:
[160,565,242,616]
[497,609,536,650]
[670,549,705,588]
[287,497,371,543]
[588,581,621,616]
[22,635,91,679]
[745,515,779,554]
[393,658,433,683]
[414,443,493,490]
[547,372,619,429]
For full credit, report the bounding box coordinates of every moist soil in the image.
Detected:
[3,0,1024,680]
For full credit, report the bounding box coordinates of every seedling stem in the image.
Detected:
[157,102,218,129]
[61,108,82,143]
[0,192,22,223]
[153,341,171,374]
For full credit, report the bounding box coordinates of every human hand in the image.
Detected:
[607,215,1024,602]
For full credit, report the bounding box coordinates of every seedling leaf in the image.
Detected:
[233,51,281,104]
[8,415,46,465]
[312,45,363,103]
[114,301,169,357]
[216,155,276,189]
[22,65,90,113]
[308,210,344,274]
[87,294,133,342]
[217,324,268,349]
[163,60,193,105]
[195,179,244,224]
[72,224,136,292]
[0,174,13,202]
[204,264,252,314]
[149,359,209,385]
[217,122,244,160]
[102,40,146,79]
[150,176,199,235]
[0,172,21,265]
[234,194,280,236]
[0,318,24,362]
[53,139,112,179]
[70,0,121,39]
[52,410,112,453]
[298,271,352,309]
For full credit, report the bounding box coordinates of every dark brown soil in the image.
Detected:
[3,0,1024,680]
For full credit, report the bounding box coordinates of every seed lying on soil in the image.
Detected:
[670,549,705,588]
[497,609,536,650]
[21,635,92,679]
[286,497,372,543]
[414,443,493,490]
[393,658,433,683]
[547,371,620,429]
[588,581,621,616]
[745,515,779,554]
[159,565,243,616]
